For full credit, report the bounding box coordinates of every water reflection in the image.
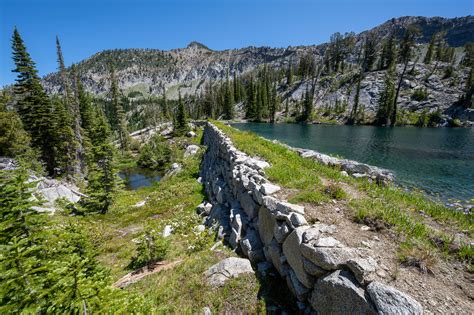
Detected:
[232,123,474,202]
[118,167,162,190]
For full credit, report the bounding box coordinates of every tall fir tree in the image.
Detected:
[223,70,234,120]
[349,73,363,124]
[376,61,396,125]
[108,63,130,153]
[392,26,420,126]
[161,88,169,120]
[85,109,118,214]
[245,76,257,119]
[269,83,278,123]
[74,66,95,135]
[51,96,77,177]
[174,92,188,136]
[379,33,396,70]
[424,33,436,64]
[233,72,241,103]
[301,84,314,122]
[287,61,293,86]
[0,169,47,313]
[55,37,84,177]
[11,28,57,175]
[363,32,378,72]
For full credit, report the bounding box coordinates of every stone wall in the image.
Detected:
[199,122,422,314]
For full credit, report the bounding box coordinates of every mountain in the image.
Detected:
[42,16,474,125]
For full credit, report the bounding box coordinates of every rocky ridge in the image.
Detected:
[40,16,474,125]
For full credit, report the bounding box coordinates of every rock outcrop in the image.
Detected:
[204,257,254,287]
[199,122,422,314]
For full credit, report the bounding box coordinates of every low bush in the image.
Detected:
[411,88,429,101]
[128,228,170,270]
[137,135,172,169]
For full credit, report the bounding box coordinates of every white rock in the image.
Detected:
[204,257,254,286]
[162,225,173,237]
[277,201,305,215]
[186,131,197,137]
[261,183,281,195]
[367,281,423,315]
[184,144,200,157]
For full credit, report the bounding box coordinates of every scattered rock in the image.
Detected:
[204,257,254,286]
[310,270,377,314]
[162,225,173,237]
[186,131,197,137]
[202,306,212,315]
[367,281,423,315]
[184,144,200,157]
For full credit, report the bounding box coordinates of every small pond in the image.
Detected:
[118,167,162,190]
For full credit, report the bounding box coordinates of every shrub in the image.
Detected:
[451,118,463,127]
[325,183,347,200]
[137,135,172,169]
[411,88,429,101]
[128,228,170,270]
[428,109,443,127]
[128,90,143,98]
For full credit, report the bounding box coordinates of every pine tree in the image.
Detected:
[108,63,130,153]
[287,61,293,86]
[462,66,474,109]
[74,67,95,134]
[44,223,118,313]
[203,81,215,118]
[223,70,234,120]
[174,92,188,136]
[379,34,396,70]
[56,37,85,177]
[11,28,57,175]
[245,76,257,119]
[0,92,32,158]
[256,80,263,122]
[424,33,436,64]
[269,83,278,123]
[392,26,420,126]
[363,32,378,72]
[349,73,363,124]
[0,169,46,312]
[301,84,314,122]
[435,32,447,62]
[161,88,169,120]
[85,109,118,214]
[51,96,77,177]
[233,72,241,103]
[0,169,129,313]
[56,36,73,106]
[376,62,396,125]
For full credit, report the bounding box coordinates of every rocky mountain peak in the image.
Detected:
[186,41,211,51]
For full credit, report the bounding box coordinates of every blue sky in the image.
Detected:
[1,0,472,86]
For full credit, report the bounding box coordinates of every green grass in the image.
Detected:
[212,120,348,204]
[51,131,266,312]
[212,120,473,265]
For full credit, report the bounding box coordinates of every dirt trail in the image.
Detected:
[113,260,183,288]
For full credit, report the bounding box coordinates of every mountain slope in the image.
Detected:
[42,16,474,125]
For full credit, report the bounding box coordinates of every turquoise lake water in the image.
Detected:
[118,167,162,190]
[232,123,474,204]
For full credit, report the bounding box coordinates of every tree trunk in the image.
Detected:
[391,62,409,126]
